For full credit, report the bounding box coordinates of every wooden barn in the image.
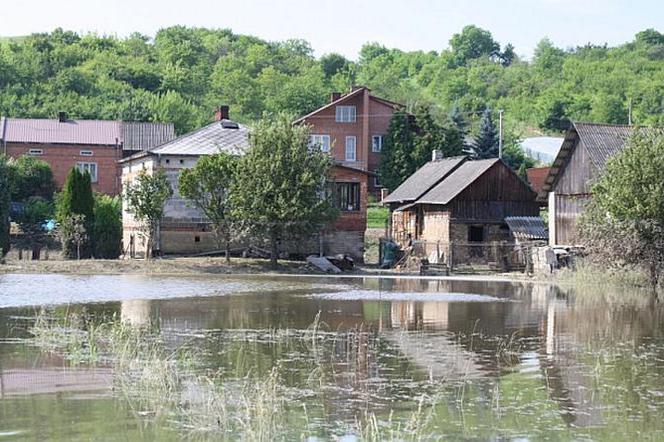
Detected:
[538,122,653,246]
[383,152,539,265]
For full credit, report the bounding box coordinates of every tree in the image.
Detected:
[579,132,664,292]
[7,156,56,202]
[320,53,350,78]
[449,105,468,136]
[449,25,500,66]
[500,44,517,67]
[93,195,122,259]
[124,169,173,260]
[0,156,10,257]
[58,213,88,260]
[15,196,53,260]
[179,152,238,262]
[378,110,416,192]
[56,168,94,258]
[412,105,464,166]
[469,108,499,159]
[231,114,336,269]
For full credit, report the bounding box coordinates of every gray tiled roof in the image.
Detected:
[417,159,499,204]
[505,216,548,240]
[149,120,250,156]
[122,122,175,151]
[382,156,466,203]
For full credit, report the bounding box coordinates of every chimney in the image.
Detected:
[214,105,230,121]
[330,92,341,102]
[432,149,444,162]
[57,111,67,123]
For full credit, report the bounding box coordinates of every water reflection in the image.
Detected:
[1,275,664,439]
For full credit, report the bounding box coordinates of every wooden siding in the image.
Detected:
[446,200,540,223]
[553,138,598,196]
[552,193,589,245]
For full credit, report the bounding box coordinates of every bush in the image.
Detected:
[93,195,122,259]
[56,168,95,259]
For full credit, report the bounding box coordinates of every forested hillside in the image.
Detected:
[1,26,663,135]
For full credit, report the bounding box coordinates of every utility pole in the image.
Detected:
[498,109,504,159]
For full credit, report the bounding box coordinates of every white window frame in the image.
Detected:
[345,136,356,162]
[77,162,98,183]
[335,105,356,123]
[372,135,383,153]
[80,150,93,156]
[28,149,43,156]
[309,134,331,153]
[374,171,382,188]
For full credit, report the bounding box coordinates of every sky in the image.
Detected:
[1,0,663,59]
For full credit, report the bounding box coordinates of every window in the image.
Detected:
[372,135,383,153]
[80,150,93,156]
[334,182,361,212]
[309,134,331,152]
[345,136,356,162]
[28,149,43,156]
[335,105,356,123]
[76,162,98,183]
[373,171,382,188]
[468,225,484,242]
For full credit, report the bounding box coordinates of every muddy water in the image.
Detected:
[1,274,664,440]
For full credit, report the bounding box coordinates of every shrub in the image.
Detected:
[93,195,122,259]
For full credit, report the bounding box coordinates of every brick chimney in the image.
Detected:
[330,92,341,102]
[431,149,444,162]
[214,105,230,121]
[58,111,67,123]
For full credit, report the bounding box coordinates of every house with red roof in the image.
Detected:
[0,112,175,195]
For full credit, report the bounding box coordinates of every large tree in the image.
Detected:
[124,169,173,260]
[93,195,122,259]
[579,132,664,292]
[449,25,500,66]
[469,108,499,159]
[179,152,238,262]
[231,114,336,269]
[7,156,56,202]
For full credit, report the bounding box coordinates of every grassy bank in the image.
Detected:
[367,205,389,229]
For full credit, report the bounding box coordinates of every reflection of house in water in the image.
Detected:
[120,299,153,326]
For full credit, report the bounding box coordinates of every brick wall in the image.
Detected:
[6,142,121,195]
[330,165,367,233]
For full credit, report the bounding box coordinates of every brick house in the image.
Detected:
[122,107,369,261]
[0,113,174,195]
[294,86,403,199]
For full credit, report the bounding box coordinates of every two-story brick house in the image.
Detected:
[294,86,403,198]
[0,113,175,195]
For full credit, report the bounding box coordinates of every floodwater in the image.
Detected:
[1,273,664,440]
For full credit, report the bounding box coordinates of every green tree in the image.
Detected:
[412,105,464,165]
[56,168,94,259]
[179,152,238,262]
[124,169,173,260]
[320,53,350,78]
[579,132,664,292]
[58,213,87,260]
[15,196,53,260]
[449,25,500,66]
[378,110,416,192]
[469,108,499,159]
[7,156,56,202]
[231,114,336,269]
[0,156,10,257]
[93,194,122,259]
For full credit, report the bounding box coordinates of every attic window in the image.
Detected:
[221,120,239,129]
[80,150,93,156]
[28,149,43,156]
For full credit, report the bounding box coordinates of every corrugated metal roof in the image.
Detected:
[417,159,499,205]
[2,117,121,145]
[148,120,250,156]
[382,156,466,203]
[505,216,548,240]
[121,122,175,151]
[0,117,175,149]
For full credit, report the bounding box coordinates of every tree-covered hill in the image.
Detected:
[0,26,662,135]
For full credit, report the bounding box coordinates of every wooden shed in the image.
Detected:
[538,122,653,246]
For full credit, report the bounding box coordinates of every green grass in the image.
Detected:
[367,205,389,229]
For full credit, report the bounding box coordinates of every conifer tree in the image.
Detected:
[470,108,499,159]
[378,110,415,192]
[56,168,95,258]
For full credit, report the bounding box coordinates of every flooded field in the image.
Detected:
[1,273,664,440]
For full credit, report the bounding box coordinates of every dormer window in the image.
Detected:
[335,106,356,123]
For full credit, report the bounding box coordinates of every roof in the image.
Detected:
[526,167,550,194]
[121,119,250,162]
[537,122,658,201]
[382,156,466,204]
[505,216,548,241]
[121,122,175,151]
[293,86,403,124]
[0,116,174,150]
[417,159,499,204]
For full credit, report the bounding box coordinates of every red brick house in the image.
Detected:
[0,113,174,195]
[294,86,403,198]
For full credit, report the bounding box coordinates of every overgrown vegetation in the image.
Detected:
[579,132,664,292]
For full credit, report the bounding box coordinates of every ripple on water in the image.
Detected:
[302,290,509,302]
